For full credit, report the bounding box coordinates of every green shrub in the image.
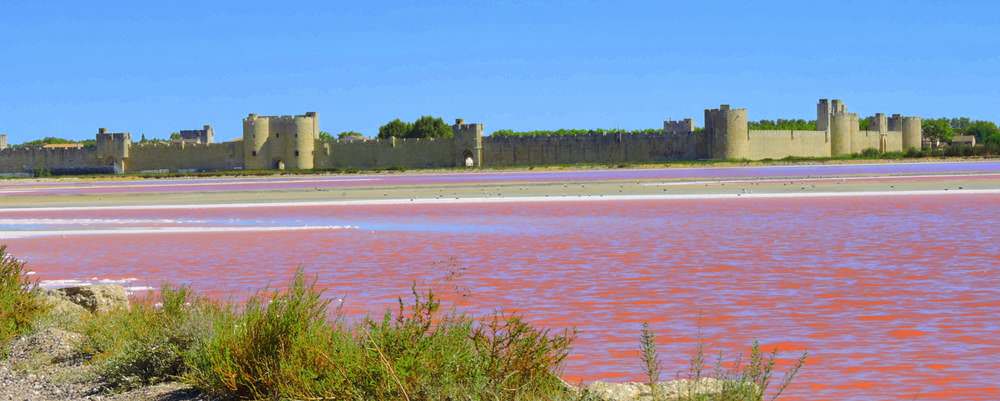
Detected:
[184,270,367,400]
[676,340,806,401]
[858,148,881,159]
[0,246,48,353]
[184,274,575,401]
[639,322,662,400]
[903,147,925,158]
[80,285,225,390]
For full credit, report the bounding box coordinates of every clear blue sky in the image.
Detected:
[1,1,998,143]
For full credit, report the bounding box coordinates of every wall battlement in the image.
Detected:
[0,98,924,176]
[663,118,695,134]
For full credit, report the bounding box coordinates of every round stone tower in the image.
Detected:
[243,114,270,170]
[709,105,749,160]
[830,112,854,157]
[291,114,316,170]
[902,117,922,151]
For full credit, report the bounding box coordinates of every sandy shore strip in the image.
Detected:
[0,188,998,213]
[0,225,356,239]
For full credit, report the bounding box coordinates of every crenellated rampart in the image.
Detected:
[0,98,925,175]
[128,141,243,172]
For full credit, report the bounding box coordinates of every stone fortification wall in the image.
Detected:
[0,98,924,174]
[480,132,707,167]
[0,147,112,175]
[127,141,244,173]
[848,130,903,153]
[747,130,829,159]
[315,137,457,170]
[243,112,318,170]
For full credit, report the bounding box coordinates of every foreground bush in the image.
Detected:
[184,273,575,400]
[79,285,225,389]
[639,322,806,401]
[0,246,48,353]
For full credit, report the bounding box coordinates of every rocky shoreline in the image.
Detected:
[1,285,207,401]
[2,284,728,401]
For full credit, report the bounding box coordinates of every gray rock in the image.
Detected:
[7,328,83,366]
[39,292,90,317]
[585,378,728,401]
[48,285,129,314]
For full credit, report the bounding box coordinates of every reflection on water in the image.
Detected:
[2,195,999,401]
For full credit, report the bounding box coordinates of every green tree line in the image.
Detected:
[378,116,452,139]
[922,117,1000,144]
[748,119,818,130]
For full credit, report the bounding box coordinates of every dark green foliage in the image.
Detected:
[747,119,817,131]
[318,131,334,141]
[17,137,79,148]
[858,148,882,159]
[491,128,662,137]
[965,120,1000,144]
[378,119,414,139]
[378,117,452,140]
[0,246,48,352]
[339,131,365,140]
[408,116,452,139]
[183,270,347,399]
[183,273,575,400]
[922,118,955,142]
[948,117,975,133]
[79,285,225,390]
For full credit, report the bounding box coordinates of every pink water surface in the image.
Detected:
[2,195,999,401]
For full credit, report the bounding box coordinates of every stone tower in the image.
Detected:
[871,113,888,133]
[706,105,749,160]
[817,99,831,132]
[888,114,903,132]
[825,99,858,157]
[243,112,319,170]
[95,128,132,174]
[452,118,483,167]
[830,111,857,157]
[0,133,7,150]
[902,117,922,151]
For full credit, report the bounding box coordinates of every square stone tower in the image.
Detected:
[452,118,483,167]
[0,133,7,150]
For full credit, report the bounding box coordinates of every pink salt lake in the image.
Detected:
[1,163,998,401]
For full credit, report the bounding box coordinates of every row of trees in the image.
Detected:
[377,116,452,140]
[13,137,96,149]
[922,118,1000,144]
[318,131,365,141]
[748,119,818,130]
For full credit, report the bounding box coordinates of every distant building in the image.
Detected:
[178,125,214,144]
[951,135,976,147]
[0,134,7,150]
